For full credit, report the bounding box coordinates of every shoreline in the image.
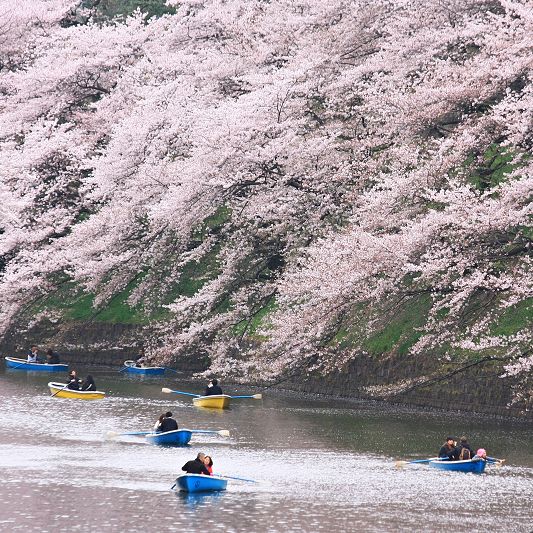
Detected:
[48,361,532,423]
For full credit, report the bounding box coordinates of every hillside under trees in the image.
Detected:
[0,0,531,410]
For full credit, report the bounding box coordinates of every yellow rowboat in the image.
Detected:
[192,394,231,409]
[48,382,105,400]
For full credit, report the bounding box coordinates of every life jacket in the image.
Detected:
[459,446,471,460]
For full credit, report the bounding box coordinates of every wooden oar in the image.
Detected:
[161,387,200,397]
[218,474,257,483]
[106,430,153,439]
[8,358,36,369]
[487,457,506,467]
[189,429,230,437]
[230,394,262,400]
[50,383,71,398]
[395,457,441,468]
[107,429,230,439]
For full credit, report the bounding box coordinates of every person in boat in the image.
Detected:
[135,355,146,368]
[182,452,210,475]
[46,349,60,364]
[455,436,475,460]
[27,345,39,363]
[67,370,81,390]
[153,414,165,431]
[438,436,459,460]
[80,375,96,391]
[155,411,178,433]
[203,455,213,475]
[204,379,223,396]
[473,448,487,460]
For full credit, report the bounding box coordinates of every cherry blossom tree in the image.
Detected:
[0,0,531,407]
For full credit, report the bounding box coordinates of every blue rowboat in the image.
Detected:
[122,360,165,375]
[5,356,68,372]
[429,458,487,473]
[145,429,192,446]
[175,474,227,493]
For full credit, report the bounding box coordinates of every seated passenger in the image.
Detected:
[438,436,459,460]
[473,448,487,460]
[203,455,213,475]
[27,345,39,363]
[456,436,474,460]
[156,411,178,433]
[182,453,210,475]
[80,375,96,391]
[204,379,223,396]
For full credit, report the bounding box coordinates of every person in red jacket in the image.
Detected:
[203,455,213,475]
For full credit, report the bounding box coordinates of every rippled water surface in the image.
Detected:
[1,365,532,532]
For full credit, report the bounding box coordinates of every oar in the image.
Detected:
[11,360,31,369]
[170,482,177,490]
[106,430,153,439]
[395,457,442,468]
[161,387,200,397]
[190,429,230,437]
[218,474,257,483]
[486,457,506,467]
[230,394,262,400]
[50,383,71,398]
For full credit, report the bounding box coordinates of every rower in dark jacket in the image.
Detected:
[182,453,210,475]
[438,436,459,460]
[156,411,178,432]
[204,379,223,396]
[66,370,81,390]
[455,436,475,460]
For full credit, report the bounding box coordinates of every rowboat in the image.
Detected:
[145,429,192,446]
[122,360,166,375]
[5,356,68,372]
[48,382,105,400]
[175,474,227,493]
[192,394,231,409]
[429,458,487,473]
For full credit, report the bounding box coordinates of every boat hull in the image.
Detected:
[5,357,68,372]
[429,458,486,473]
[145,429,192,446]
[123,365,165,375]
[175,474,227,493]
[192,395,231,409]
[48,382,105,400]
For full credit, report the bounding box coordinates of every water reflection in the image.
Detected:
[0,365,532,532]
[175,489,225,509]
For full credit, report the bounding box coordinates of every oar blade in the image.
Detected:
[395,461,407,469]
[161,387,173,393]
[252,394,262,400]
[218,430,230,437]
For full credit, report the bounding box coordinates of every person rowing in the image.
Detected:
[182,452,211,475]
[154,411,178,433]
[66,370,81,390]
[204,379,223,396]
[456,436,475,460]
[46,349,61,364]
